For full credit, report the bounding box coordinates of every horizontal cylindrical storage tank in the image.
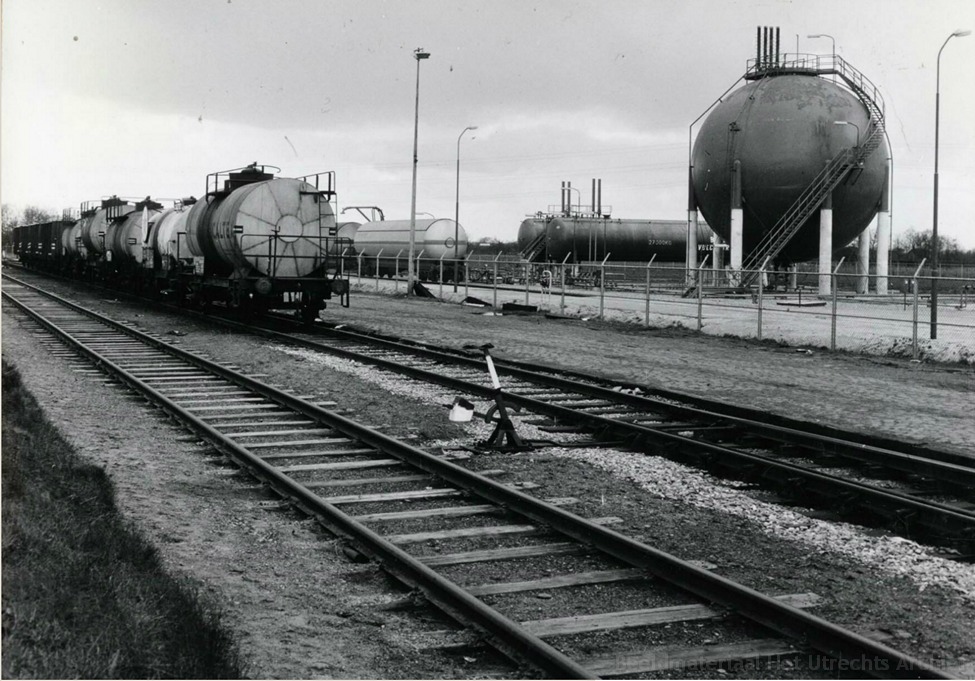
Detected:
[81,204,135,254]
[542,218,714,262]
[185,178,333,277]
[148,206,193,264]
[518,218,547,245]
[353,219,468,260]
[106,209,159,264]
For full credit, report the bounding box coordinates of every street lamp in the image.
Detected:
[807,33,835,62]
[932,29,971,339]
[454,125,478,291]
[807,33,835,81]
[833,120,860,147]
[408,47,431,295]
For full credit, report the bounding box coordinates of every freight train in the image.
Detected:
[11,163,351,322]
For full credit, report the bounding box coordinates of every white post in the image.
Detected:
[876,160,891,295]
[876,212,890,295]
[818,192,833,296]
[857,228,870,294]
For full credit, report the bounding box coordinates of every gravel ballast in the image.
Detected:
[2,276,973,678]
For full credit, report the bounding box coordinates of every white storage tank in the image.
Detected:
[352,218,467,260]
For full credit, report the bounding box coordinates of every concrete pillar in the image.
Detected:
[730,160,743,286]
[818,192,833,296]
[789,264,798,290]
[875,159,891,295]
[857,227,870,294]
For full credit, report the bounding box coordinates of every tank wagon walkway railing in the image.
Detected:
[738,54,887,285]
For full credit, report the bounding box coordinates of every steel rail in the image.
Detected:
[313,325,975,485]
[187,314,974,541]
[0,279,595,679]
[4,275,956,678]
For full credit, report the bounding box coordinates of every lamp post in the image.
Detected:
[408,47,431,295]
[454,125,478,291]
[833,120,860,147]
[932,29,971,339]
[807,33,835,81]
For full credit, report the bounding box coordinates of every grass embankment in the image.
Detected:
[1,360,245,678]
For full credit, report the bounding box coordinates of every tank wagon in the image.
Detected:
[11,163,351,322]
[351,218,468,281]
[519,217,715,263]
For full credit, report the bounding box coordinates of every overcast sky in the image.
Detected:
[2,0,973,249]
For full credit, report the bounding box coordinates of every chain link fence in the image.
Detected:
[343,252,975,363]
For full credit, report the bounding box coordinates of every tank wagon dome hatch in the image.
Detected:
[185,163,337,278]
[690,27,889,266]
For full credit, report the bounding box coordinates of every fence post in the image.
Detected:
[560,253,570,315]
[697,254,710,332]
[598,254,611,319]
[757,256,770,341]
[493,254,500,309]
[375,249,384,291]
[831,257,845,351]
[357,252,363,280]
[645,254,657,327]
[439,254,445,298]
[525,261,531,305]
[395,249,403,292]
[911,259,926,359]
[464,258,470,297]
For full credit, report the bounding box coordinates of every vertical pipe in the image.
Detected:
[597,179,602,215]
[687,166,699,285]
[819,191,833,296]
[756,26,762,65]
[561,181,566,215]
[591,178,596,215]
[524,262,530,305]
[775,27,780,66]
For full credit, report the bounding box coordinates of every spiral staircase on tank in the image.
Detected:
[736,55,887,286]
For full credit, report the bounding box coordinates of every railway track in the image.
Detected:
[245,309,975,556]
[2,273,958,678]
